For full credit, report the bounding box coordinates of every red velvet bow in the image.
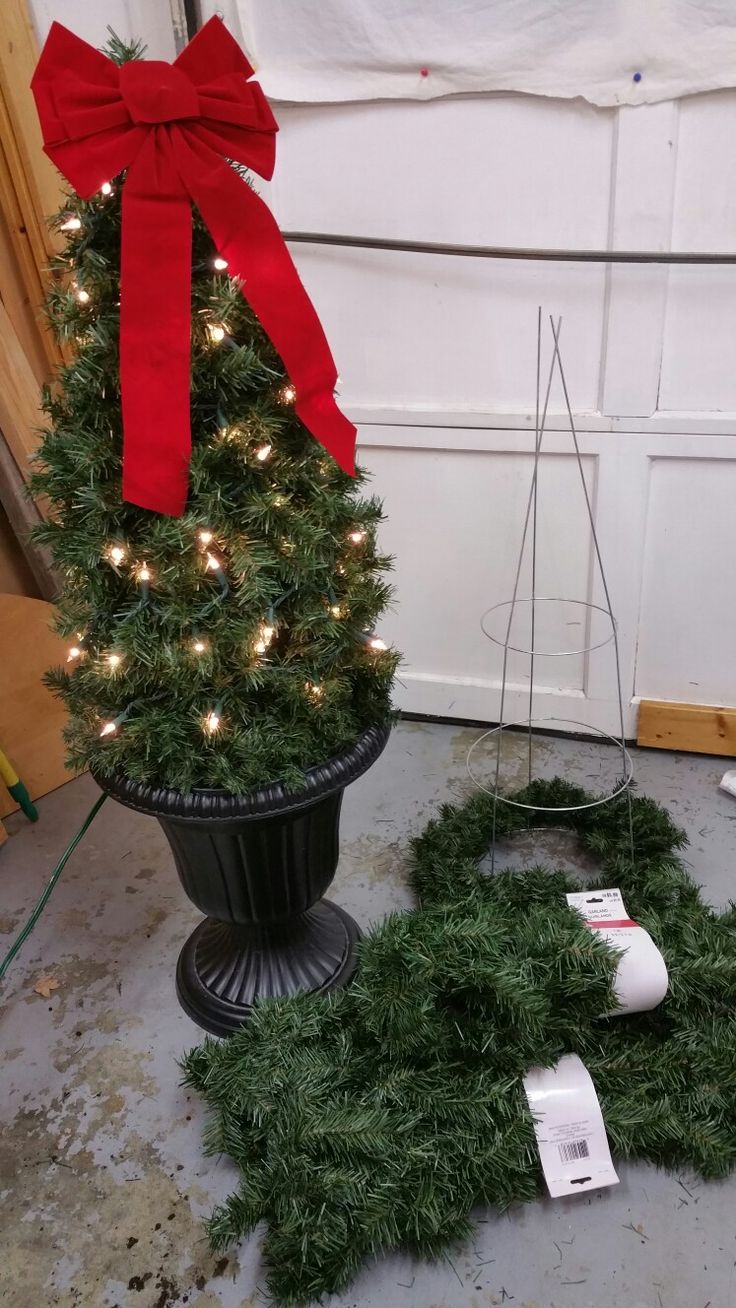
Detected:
[31,18,356,516]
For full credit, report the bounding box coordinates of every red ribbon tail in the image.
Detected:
[177,129,357,475]
[294,392,356,475]
[120,136,193,515]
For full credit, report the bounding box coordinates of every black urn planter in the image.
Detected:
[93,721,391,1037]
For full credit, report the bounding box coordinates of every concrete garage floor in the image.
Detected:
[1,720,735,1308]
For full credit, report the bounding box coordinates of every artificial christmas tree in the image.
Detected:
[30,21,398,1033]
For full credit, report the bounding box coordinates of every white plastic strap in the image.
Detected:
[566,887,669,1015]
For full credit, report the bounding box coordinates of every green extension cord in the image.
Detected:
[0,794,107,982]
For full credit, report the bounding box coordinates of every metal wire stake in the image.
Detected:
[491,313,556,868]
[547,317,636,865]
[528,307,542,786]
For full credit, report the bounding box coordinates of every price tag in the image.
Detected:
[523,1054,619,1198]
[566,888,668,1015]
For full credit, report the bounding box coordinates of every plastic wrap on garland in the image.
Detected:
[182,778,736,1306]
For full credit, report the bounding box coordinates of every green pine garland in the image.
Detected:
[182,777,736,1305]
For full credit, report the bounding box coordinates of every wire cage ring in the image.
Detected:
[466,715,634,813]
[480,597,616,658]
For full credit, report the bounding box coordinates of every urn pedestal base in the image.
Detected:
[176,900,360,1037]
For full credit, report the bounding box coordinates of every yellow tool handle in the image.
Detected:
[0,749,20,789]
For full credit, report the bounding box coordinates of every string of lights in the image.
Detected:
[68,520,390,742]
[45,189,395,779]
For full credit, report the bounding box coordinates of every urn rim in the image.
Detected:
[91,719,392,824]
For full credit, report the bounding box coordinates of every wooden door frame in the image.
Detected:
[0,0,66,598]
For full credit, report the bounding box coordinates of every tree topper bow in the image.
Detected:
[32,17,356,516]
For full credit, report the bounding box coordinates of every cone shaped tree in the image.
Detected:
[31,57,397,797]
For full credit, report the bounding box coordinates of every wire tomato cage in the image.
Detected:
[465,310,635,871]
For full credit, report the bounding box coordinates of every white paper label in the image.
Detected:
[523,1054,619,1198]
[566,888,669,1015]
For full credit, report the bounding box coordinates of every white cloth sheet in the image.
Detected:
[207,0,736,106]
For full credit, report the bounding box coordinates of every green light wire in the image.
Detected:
[0,793,108,983]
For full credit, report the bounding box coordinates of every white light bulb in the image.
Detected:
[138,562,151,582]
[192,639,207,654]
[205,710,221,734]
[348,529,366,545]
[108,544,126,565]
[254,621,275,655]
[208,324,226,343]
[100,720,117,737]
[330,605,342,619]
[213,256,228,271]
[368,636,388,652]
[75,288,90,304]
[100,181,113,196]
[197,528,213,546]
[273,495,285,507]
[206,553,221,572]
[255,444,272,462]
[67,645,82,661]
[106,653,122,669]
[281,384,296,403]
[60,216,82,232]
[305,681,324,700]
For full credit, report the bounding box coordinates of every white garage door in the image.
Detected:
[270,93,736,736]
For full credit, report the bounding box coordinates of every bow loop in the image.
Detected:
[119,60,200,125]
[197,73,276,131]
[174,15,257,86]
[31,16,356,515]
[43,70,131,149]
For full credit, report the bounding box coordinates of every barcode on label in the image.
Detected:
[558,1138,590,1164]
